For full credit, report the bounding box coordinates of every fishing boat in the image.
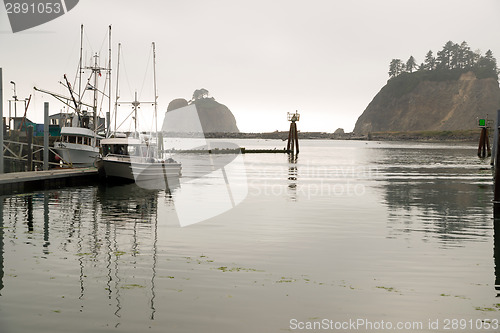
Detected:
[100,135,181,187]
[99,42,181,189]
[35,25,111,167]
[53,112,104,166]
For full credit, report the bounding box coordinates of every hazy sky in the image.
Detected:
[1,0,499,132]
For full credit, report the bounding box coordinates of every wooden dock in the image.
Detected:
[0,168,99,195]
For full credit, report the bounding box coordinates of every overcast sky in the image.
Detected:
[1,0,499,132]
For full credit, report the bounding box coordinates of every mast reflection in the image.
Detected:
[0,182,173,326]
[43,193,50,253]
[288,155,298,201]
[26,196,33,232]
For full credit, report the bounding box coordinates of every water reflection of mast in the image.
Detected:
[26,196,33,232]
[150,206,158,320]
[288,155,298,201]
[113,222,123,322]
[43,193,50,254]
[74,198,85,299]
[105,219,113,304]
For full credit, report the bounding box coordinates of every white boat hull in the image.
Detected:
[102,155,181,190]
[54,143,100,166]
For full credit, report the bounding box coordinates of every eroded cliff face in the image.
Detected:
[354,72,500,134]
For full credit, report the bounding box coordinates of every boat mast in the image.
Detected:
[152,42,160,155]
[114,43,121,136]
[152,42,158,136]
[93,53,98,140]
[107,25,112,138]
[78,24,83,112]
[132,91,140,136]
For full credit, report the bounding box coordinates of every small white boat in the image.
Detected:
[100,136,181,188]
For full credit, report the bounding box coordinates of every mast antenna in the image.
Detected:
[78,24,83,110]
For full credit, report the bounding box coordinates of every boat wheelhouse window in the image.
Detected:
[127,146,137,156]
[141,146,151,157]
[69,136,76,143]
[111,145,127,155]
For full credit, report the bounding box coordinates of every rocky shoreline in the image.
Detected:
[173,129,484,142]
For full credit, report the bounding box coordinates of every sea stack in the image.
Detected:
[162,89,239,134]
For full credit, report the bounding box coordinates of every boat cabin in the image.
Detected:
[101,138,156,158]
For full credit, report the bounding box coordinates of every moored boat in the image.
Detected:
[54,122,104,167]
[100,136,181,187]
[35,25,112,167]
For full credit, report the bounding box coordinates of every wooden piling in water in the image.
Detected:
[494,213,500,296]
[286,111,300,155]
[478,127,491,158]
[26,125,33,171]
[494,119,500,216]
[293,122,299,154]
[43,102,49,171]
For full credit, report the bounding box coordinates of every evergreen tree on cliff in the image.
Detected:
[436,41,454,69]
[406,56,417,73]
[475,49,498,78]
[388,59,404,78]
[423,50,436,70]
[388,41,498,80]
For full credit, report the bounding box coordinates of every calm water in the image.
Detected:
[0,139,498,332]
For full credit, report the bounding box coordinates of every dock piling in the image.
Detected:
[494,115,500,216]
[286,111,300,155]
[493,110,500,165]
[478,126,491,158]
[43,102,49,171]
[27,125,33,171]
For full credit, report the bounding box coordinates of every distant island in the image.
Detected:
[354,41,500,134]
